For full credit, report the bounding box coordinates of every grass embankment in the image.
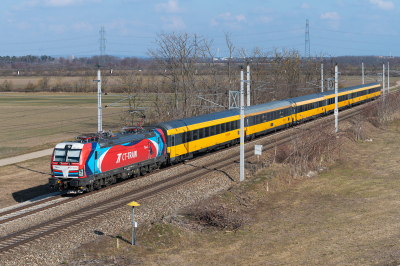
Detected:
[66,117,400,265]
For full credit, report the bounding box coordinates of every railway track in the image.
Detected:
[0,99,375,254]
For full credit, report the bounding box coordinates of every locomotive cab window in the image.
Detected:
[53,149,81,163]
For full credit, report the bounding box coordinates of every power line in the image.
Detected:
[313,36,400,46]
[310,27,400,38]
[0,36,97,45]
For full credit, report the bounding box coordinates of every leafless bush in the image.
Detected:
[346,115,365,142]
[269,121,342,178]
[359,103,381,128]
[187,201,249,231]
[274,144,292,163]
[24,81,35,92]
[0,80,13,91]
[377,92,400,122]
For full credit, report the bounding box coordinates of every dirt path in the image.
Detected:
[0,148,53,167]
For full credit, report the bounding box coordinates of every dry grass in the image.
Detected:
[0,93,159,159]
[0,155,52,207]
[65,116,400,265]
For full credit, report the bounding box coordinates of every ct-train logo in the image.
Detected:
[116,151,138,163]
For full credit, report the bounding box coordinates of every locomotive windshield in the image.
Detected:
[53,149,81,163]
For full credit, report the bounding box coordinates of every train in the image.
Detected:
[49,82,381,193]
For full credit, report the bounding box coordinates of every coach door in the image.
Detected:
[183,127,190,154]
[170,135,176,159]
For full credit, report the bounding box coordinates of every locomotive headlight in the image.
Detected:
[79,169,84,177]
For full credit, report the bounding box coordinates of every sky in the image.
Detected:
[0,0,399,58]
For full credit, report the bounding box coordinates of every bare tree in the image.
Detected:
[224,31,235,89]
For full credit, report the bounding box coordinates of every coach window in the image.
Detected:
[221,123,225,133]
[205,127,210,137]
[188,131,192,142]
[193,130,198,141]
[216,124,220,134]
[227,122,231,131]
[199,128,204,139]
[230,121,234,130]
[176,134,182,145]
[210,126,215,136]
[182,133,186,143]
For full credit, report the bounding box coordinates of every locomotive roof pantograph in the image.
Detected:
[68,128,157,148]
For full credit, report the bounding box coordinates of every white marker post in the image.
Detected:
[127,201,140,245]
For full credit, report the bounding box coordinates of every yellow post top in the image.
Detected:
[127,201,140,207]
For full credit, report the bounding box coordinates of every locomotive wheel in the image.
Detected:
[93,180,101,190]
[140,166,147,175]
[87,184,94,192]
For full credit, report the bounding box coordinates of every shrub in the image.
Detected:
[188,201,248,231]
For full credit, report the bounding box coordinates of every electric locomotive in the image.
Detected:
[49,127,167,193]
